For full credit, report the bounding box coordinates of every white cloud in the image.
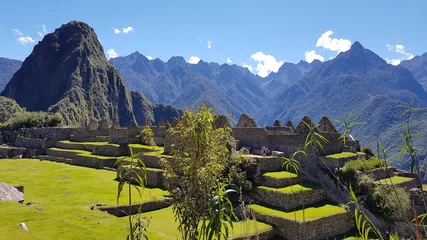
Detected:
[304,50,324,63]
[13,29,35,45]
[227,57,232,63]
[17,36,35,44]
[250,52,284,78]
[122,26,134,34]
[113,26,134,34]
[146,56,153,60]
[13,29,23,36]
[242,63,254,73]
[107,49,119,59]
[207,40,212,49]
[316,30,351,53]
[198,39,202,42]
[385,44,414,65]
[384,58,401,66]
[187,56,200,64]
[38,24,47,37]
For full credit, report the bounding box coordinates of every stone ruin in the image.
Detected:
[0,113,359,159]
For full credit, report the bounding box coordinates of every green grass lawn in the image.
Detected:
[263,170,298,179]
[250,203,348,222]
[326,152,358,159]
[257,182,322,194]
[375,176,414,185]
[0,159,270,240]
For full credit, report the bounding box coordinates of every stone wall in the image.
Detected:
[253,188,327,210]
[254,209,354,240]
[0,146,25,158]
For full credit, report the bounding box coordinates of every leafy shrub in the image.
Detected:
[370,185,410,221]
[0,96,24,123]
[141,126,155,146]
[342,156,387,173]
[0,111,64,130]
[357,174,375,193]
[361,147,374,158]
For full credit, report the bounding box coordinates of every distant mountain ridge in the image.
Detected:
[400,52,427,90]
[0,58,22,93]
[261,59,322,97]
[261,41,427,168]
[110,52,268,122]
[1,21,180,127]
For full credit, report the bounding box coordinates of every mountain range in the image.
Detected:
[1,21,427,169]
[0,21,180,127]
[110,53,271,122]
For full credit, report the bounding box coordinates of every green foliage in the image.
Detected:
[356,174,375,193]
[0,111,63,130]
[361,147,374,158]
[141,127,156,146]
[161,104,236,240]
[303,120,329,154]
[199,184,236,240]
[0,96,24,123]
[282,150,305,175]
[115,147,150,240]
[336,111,364,146]
[347,186,384,240]
[370,185,410,222]
[342,156,387,173]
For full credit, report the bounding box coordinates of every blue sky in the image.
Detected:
[1,0,426,77]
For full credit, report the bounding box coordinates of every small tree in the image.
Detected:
[116,147,150,240]
[162,104,236,240]
[141,126,155,146]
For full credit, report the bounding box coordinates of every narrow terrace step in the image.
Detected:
[250,203,354,240]
[257,170,299,188]
[46,148,117,169]
[56,140,127,157]
[252,182,327,210]
[374,176,418,190]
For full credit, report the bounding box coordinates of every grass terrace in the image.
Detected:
[48,147,116,160]
[326,152,359,159]
[263,170,298,179]
[0,159,270,240]
[374,176,414,185]
[58,140,120,147]
[250,203,348,222]
[257,182,322,194]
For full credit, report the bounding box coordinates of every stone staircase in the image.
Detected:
[247,156,355,240]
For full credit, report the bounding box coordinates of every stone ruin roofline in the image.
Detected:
[236,114,340,134]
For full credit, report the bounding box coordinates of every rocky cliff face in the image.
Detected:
[1,21,180,126]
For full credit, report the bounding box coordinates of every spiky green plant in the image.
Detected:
[348,186,384,240]
[199,184,237,240]
[282,149,306,221]
[303,120,330,154]
[336,111,364,146]
[115,147,149,240]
